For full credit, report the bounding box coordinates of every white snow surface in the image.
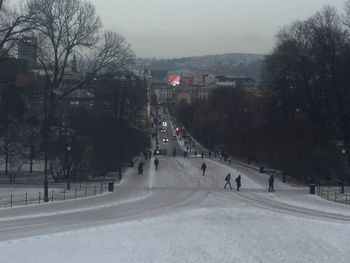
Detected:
[1,154,350,263]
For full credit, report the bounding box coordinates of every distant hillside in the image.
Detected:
[134,53,265,83]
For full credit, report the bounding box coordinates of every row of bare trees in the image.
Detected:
[263,4,350,168]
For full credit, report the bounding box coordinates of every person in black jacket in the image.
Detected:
[224,173,232,189]
[201,162,207,176]
[235,174,241,191]
[268,174,275,192]
[154,158,159,170]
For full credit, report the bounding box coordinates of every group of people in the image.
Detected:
[224,173,241,191]
[144,149,276,193]
[138,150,159,173]
[200,161,275,192]
[223,173,275,192]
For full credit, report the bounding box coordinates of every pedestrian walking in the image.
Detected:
[201,162,207,176]
[268,174,275,192]
[224,173,232,189]
[194,151,197,157]
[148,150,152,160]
[201,152,204,159]
[235,174,241,191]
[154,158,159,170]
[138,162,144,174]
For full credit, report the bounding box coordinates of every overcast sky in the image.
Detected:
[91,0,344,58]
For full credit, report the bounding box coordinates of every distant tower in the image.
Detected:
[18,36,37,69]
[71,54,77,73]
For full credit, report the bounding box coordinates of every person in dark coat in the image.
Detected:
[235,174,241,191]
[148,150,152,160]
[194,151,197,157]
[138,162,144,174]
[201,152,204,159]
[154,158,159,170]
[224,173,232,189]
[268,174,275,192]
[201,162,207,176]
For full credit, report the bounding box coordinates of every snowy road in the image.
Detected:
[1,138,350,261]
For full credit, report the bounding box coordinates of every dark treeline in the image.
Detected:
[0,74,150,182]
[174,4,350,183]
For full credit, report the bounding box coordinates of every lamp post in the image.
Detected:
[244,104,253,164]
[341,149,346,194]
[118,85,126,181]
[43,80,49,202]
[66,145,71,190]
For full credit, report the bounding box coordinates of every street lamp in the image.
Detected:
[341,149,346,194]
[43,80,49,202]
[66,146,71,190]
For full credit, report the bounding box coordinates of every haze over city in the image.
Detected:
[89,0,345,58]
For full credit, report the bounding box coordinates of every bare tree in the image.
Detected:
[54,31,135,110]
[0,0,35,57]
[27,0,135,117]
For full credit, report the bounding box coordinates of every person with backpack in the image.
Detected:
[224,173,232,190]
[201,162,207,176]
[268,174,275,192]
[235,174,241,191]
[154,158,159,170]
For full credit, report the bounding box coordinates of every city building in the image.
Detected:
[215,75,256,88]
[173,86,212,104]
[18,36,37,70]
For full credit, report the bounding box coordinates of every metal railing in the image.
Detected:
[316,186,350,205]
[0,182,109,208]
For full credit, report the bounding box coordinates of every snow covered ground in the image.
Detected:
[1,203,350,263]
[1,114,349,262]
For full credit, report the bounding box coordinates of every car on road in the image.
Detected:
[162,138,169,143]
[153,148,167,155]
